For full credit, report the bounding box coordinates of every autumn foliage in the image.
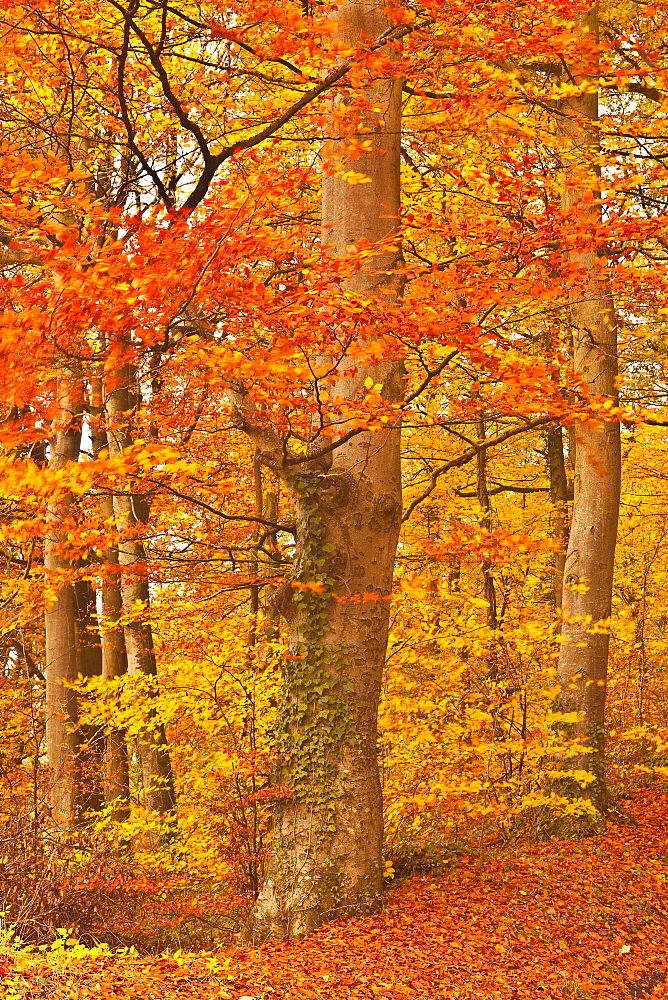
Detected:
[2,790,668,998]
[1,0,668,992]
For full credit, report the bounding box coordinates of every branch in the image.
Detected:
[401,416,553,523]
[108,0,216,165]
[402,82,456,100]
[114,0,173,207]
[224,379,295,471]
[455,482,551,497]
[183,17,434,209]
[405,350,458,404]
[144,479,295,534]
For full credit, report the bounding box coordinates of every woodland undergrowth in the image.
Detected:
[2,620,668,955]
[2,786,667,1000]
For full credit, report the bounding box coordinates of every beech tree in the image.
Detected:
[105,354,177,825]
[554,7,621,810]
[44,367,86,828]
[92,378,131,822]
[237,0,404,942]
[6,0,668,957]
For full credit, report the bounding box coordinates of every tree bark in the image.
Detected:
[475,416,502,711]
[546,425,570,613]
[92,377,131,821]
[105,356,176,826]
[74,576,105,814]
[99,495,131,822]
[555,7,621,811]
[476,417,499,636]
[44,366,84,829]
[248,0,403,941]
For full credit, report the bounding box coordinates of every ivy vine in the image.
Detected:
[275,469,353,831]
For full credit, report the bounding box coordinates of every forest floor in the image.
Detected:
[2,788,668,1000]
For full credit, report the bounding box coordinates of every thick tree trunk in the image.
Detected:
[105,359,176,825]
[45,367,84,829]
[248,0,402,941]
[555,8,621,811]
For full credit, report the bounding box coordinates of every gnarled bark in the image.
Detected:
[248,0,403,942]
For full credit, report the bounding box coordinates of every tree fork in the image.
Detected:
[246,0,403,942]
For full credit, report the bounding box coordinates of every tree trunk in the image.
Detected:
[261,487,281,640]
[100,492,131,821]
[476,417,504,740]
[555,7,621,811]
[74,577,105,815]
[476,417,499,636]
[250,456,281,644]
[546,425,570,613]
[105,357,176,825]
[44,367,84,829]
[248,0,403,941]
[92,378,131,822]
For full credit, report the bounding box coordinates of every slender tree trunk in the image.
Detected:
[248,0,403,941]
[45,367,84,829]
[555,7,621,811]
[249,449,262,647]
[250,456,281,643]
[105,357,176,825]
[476,417,504,742]
[75,577,105,814]
[476,417,498,636]
[546,425,570,612]
[261,487,281,640]
[93,375,131,820]
[100,492,131,821]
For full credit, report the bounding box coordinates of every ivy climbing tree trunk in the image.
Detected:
[105,353,176,827]
[555,6,621,812]
[45,366,84,829]
[247,0,403,941]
